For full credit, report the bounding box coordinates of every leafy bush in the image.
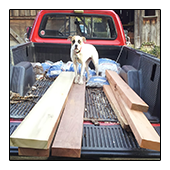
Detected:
[128,42,160,59]
[139,42,160,59]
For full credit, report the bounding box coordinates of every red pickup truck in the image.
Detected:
[10,10,160,160]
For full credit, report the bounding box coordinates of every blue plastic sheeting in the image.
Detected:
[41,60,97,79]
[86,76,109,87]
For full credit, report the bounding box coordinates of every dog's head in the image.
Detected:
[68,35,86,53]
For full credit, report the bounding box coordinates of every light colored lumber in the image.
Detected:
[51,83,85,158]
[112,87,160,151]
[106,70,149,112]
[10,72,75,149]
[103,85,129,130]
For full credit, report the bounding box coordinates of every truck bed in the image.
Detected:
[10,79,160,159]
[10,39,160,159]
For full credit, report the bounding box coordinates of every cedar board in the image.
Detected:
[18,147,50,157]
[112,87,160,151]
[106,70,149,112]
[51,83,85,158]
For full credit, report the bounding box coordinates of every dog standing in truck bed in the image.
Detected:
[68,35,99,84]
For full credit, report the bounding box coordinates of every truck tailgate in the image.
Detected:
[10,122,160,158]
[81,124,160,158]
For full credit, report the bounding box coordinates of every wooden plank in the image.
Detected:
[10,27,25,44]
[112,87,160,151]
[10,10,12,16]
[18,148,50,157]
[10,16,36,20]
[19,10,25,16]
[30,10,36,16]
[155,10,160,46]
[150,19,156,43]
[12,10,19,16]
[24,10,30,16]
[10,72,75,149]
[10,19,35,46]
[103,85,129,130]
[51,83,85,158]
[134,10,140,48]
[106,70,149,112]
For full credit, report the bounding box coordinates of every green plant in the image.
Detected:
[139,42,160,59]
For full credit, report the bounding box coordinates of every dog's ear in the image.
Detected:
[82,36,86,42]
[67,36,72,41]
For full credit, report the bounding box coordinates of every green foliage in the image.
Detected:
[140,42,160,59]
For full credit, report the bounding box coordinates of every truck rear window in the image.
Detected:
[39,14,117,39]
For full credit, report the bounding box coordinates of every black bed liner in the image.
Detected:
[10,80,160,158]
[10,80,53,119]
[85,88,118,122]
[10,122,160,158]
[81,124,160,158]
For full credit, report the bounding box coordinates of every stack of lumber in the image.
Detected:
[10,72,75,156]
[104,70,160,151]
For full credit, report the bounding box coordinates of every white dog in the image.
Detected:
[68,35,99,84]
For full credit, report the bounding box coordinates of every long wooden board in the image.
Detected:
[10,72,75,149]
[103,85,129,130]
[106,70,149,112]
[51,83,85,158]
[112,86,160,151]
